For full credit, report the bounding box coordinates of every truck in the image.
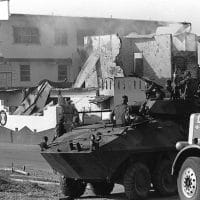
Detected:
[172,112,200,200]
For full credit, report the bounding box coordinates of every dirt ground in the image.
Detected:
[0,170,62,200]
[0,169,179,200]
[0,143,179,200]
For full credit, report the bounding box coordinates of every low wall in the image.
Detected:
[0,126,55,145]
[0,102,61,132]
[0,100,111,145]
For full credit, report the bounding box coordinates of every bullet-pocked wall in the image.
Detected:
[120,34,172,87]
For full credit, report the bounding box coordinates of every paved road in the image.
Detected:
[0,143,179,200]
[0,143,51,171]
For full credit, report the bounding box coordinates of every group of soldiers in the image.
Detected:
[110,69,200,127]
[40,92,79,150]
[147,70,198,101]
[40,69,200,150]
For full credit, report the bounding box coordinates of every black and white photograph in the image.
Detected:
[0,0,200,199]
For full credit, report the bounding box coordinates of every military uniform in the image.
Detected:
[111,103,129,126]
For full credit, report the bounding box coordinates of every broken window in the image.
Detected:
[133,53,143,76]
[58,65,67,81]
[13,27,40,44]
[55,29,68,45]
[77,29,95,46]
[20,65,30,82]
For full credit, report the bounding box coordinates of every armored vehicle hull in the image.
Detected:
[42,99,200,200]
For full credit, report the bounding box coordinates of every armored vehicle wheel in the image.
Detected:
[91,181,114,196]
[124,162,151,200]
[60,176,86,198]
[153,160,177,196]
[177,157,200,200]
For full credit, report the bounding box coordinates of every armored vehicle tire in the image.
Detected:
[91,181,114,196]
[60,177,86,198]
[152,160,177,196]
[177,157,200,200]
[124,162,151,200]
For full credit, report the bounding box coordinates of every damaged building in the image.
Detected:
[0,13,176,109]
[0,13,170,89]
[77,22,199,108]
[0,15,198,113]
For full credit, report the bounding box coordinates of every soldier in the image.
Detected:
[63,98,79,131]
[166,79,173,99]
[146,82,165,100]
[40,136,49,151]
[110,95,129,126]
[179,70,194,99]
[52,93,66,142]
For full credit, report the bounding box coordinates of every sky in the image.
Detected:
[0,0,200,34]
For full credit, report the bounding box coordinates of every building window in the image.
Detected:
[139,80,142,89]
[58,65,67,81]
[0,72,12,88]
[102,79,104,89]
[118,81,120,89]
[134,53,143,76]
[134,80,136,89]
[20,65,30,81]
[13,27,40,44]
[55,29,68,45]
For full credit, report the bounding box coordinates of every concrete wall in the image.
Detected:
[99,77,115,96]
[120,34,172,87]
[114,77,146,106]
[0,126,55,144]
[198,42,200,66]
[83,35,124,88]
[173,33,197,52]
[0,100,60,132]
[51,88,99,112]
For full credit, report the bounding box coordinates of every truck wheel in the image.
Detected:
[60,176,86,198]
[91,181,114,196]
[153,160,177,196]
[124,162,151,200]
[178,157,200,200]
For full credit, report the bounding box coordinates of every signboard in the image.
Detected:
[0,110,7,126]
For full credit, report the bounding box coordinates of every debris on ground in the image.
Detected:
[0,169,62,200]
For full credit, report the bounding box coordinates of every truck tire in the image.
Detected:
[178,157,200,200]
[60,176,86,198]
[91,181,114,196]
[124,162,151,200]
[153,160,177,196]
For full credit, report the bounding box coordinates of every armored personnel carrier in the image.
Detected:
[41,99,200,200]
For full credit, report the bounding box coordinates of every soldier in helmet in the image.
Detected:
[110,95,130,126]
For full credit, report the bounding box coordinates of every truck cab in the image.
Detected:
[172,113,200,200]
